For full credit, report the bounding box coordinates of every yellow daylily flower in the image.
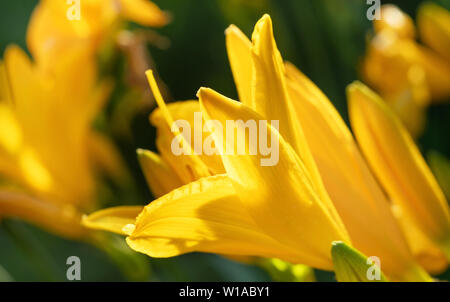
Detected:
[0,44,124,239]
[226,16,434,281]
[362,4,450,137]
[347,82,450,260]
[85,14,445,281]
[27,0,169,71]
[86,69,351,271]
[133,79,314,274]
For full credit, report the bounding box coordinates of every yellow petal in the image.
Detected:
[418,3,450,61]
[348,82,450,257]
[82,206,144,236]
[119,0,169,27]
[146,70,211,183]
[127,174,316,266]
[4,45,45,132]
[198,87,350,270]
[284,63,423,279]
[137,148,183,198]
[0,190,86,239]
[52,47,102,118]
[393,204,448,274]
[225,25,253,106]
[374,4,415,39]
[249,15,331,212]
[250,15,302,155]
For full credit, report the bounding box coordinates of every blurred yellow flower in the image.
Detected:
[0,0,169,241]
[83,14,450,281]
[361,4,450,138]
[27,0,169,72]
[0,44,124,239]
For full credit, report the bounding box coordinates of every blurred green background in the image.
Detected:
[0,0,449,281]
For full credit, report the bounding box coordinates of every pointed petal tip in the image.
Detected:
[259,14,272,24]
[225,24,239,36]
[251,14,275,51]
[136,148,159,162]
[136,148,154,157]
[348,81,395,116]
[346,80,365,95]
[197,87,225,109]
[196,87,209,98]
[136,148,152,161]
[4,44,23,57]
[346,81,381,110]
[253,14,273,40]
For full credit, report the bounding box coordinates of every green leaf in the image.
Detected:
[0,265,13,281]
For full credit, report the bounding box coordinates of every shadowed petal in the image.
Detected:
[126,175,312,266]
[198,87,350,269]
[137,149,183,197]
[348,82,450,258]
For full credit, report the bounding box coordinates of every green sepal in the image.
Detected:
[331,241,388,282]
